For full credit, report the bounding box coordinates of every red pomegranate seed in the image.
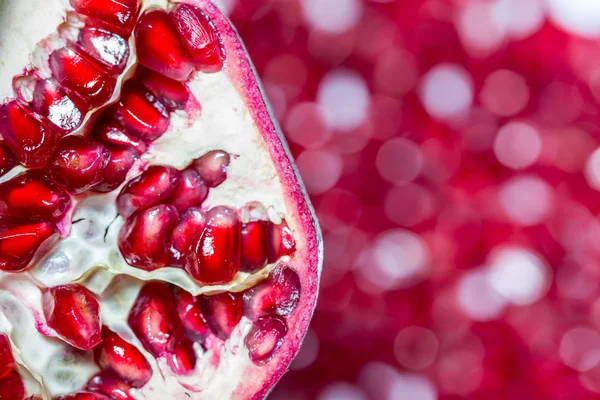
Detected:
[78,27,130,74]
[0,334,15,378]
[268,220,296,262]
[0,171,71,221]
[49,136,111,194]
[244,316,288,365]
[118,204,179,271]
[172,287,210,341]
[243,266,301,321]
[56,392,112,400]
[186,206,241,284]
[167,333,197,375]
[0,221,59,272]
[112,83,170,141]
[90,120,147,155]
[43,284,102,350]
[170,208,206,266]
[169,169,208,212]
[94,328,152,388]
[192,150,230,187]
[117,165,180,218]
[49,46,116,108]
[0,371,25,400]
[93,146,138,193]
[241,221,268,273]
[69,0,140,36]
[32,79,87,132]
[0,145,15,177]
[128,282,180,357]
[0,101,58,168]
[86,373,135,400]
[171,4,224,73]
[138,68,189,110]
[135,10,194,82]
[199,292,242,340]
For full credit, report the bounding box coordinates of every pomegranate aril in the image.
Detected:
[43,284,102,350]
[128,282,180,357]
[90,120,147,155]
[93,146,138,192]
[192,150,231,187]
[138,68,189,110]
[0,221,59,272]
[112,83,169,141]
[199,292,242,340]
[50,46,116,108]
[0,371,25,400]
[94,328,152,388]
[135,10,194,82]
[56,392,112,400]
[118,204,178,271]
[169,169,208,212]
[78,26,130,74]
[241,221,268,273]
[268,220,296,262]
[186,206,241,284]
[69,0,140,36]
[172,286,210,341]
[0,334,15,378]
[171,4,224,73]
[49,136,111,194]
[117,165,180,218]
[0,145,15,177]
[167,333,197,375]
[243,266,301,321]
[86,373,135,400]
[0,101,58,168]
[32,79,87,132]
[245,316,288,365]
[170,208,206,266]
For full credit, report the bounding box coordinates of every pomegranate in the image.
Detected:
[0,1,321,399]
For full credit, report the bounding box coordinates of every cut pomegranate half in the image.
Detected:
[0,1,321,399]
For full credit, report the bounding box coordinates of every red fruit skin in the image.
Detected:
[32,79,87,133]
[117,165,180,218]
[185,206,241,284]
[0,334,15,378]
[0,221,59,272]
[0,145,15,177]
[118,204,179,271]
[244,316,288,365]
[192,150,230,187]
[93,146,138,193]
[0,371,25,400]
[268,220,296,262]
[171,4,224,73]
[167,332,197,375]
[241,221,268,273]
[69,0,140,37]
[199,292,242,340]
[90,120,147,155]
[170,207,206,266]
[43,284,102,350]
[128,282,180,357]
[86,373,135,400]
[78,26,130,74]
[94,328,152,388]
[172,286,210,341]
[138,68,190,110]
[135,10,194,82]
[56,392,113,400]
[169,169,208,212]
[0,101,58,168]
[243,266,301,321]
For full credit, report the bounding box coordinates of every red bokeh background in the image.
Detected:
[226,0,600,398]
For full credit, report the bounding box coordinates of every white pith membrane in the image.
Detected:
[0,0,322,399]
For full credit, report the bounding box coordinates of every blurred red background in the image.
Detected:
[224,0,600,398]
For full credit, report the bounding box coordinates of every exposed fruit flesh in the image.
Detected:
[0,334,15,378]
[86,373,135,400]
[69,0,140,36]
[199,292,242,340]
[0,371,25,400]
[0,221,59,272]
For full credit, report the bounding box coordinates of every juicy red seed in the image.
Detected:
[199,292,242,340]
[93,146,138,193]
[169,169,208,212]
[78,27,130,74]
[138,67,190,110]
[49,136,111,194]
[0,334,15,378]
[171,4,224,73]
[43,284,102,350]
[241,221,268,273]
[118,204,179,271]
[243,266,301,321]
[56,392,113,400]
[192,150,230,187]
[112,83,170,141]
[69,0,140,36]
[0,100,58,168]
[185,206,241,284]
[86,373,135,400]
[32,79,87,132]
[167,333,197,375]
[135,10,194,82]
[128,282,180,357]
[94,328,152,388]
[90,120,147,155]
[245,316,288,365]
[0,221,59,272]
[0,145,16,177]
[0,371,25,400]
[50,46,116,108]
[170,208,206,266]
[117,165,180,218]
[268,220,296,262]
[172,286,210,341]
[0,171,71,221]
